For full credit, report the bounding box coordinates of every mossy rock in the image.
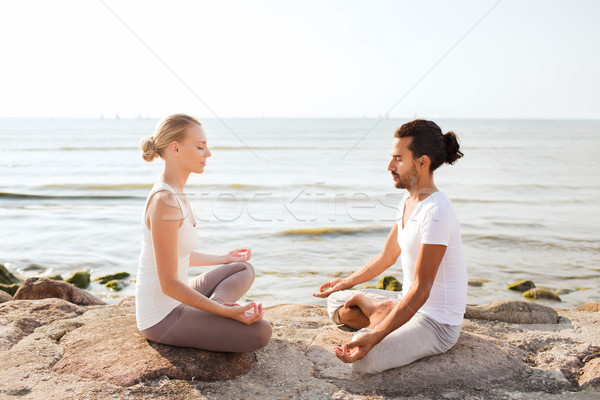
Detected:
[523,288,562,302]
[0,283,21,296]
[105,279,128,291]
[46,274,64,281]
[468,280,485,287]
[95,272,130,285]
[65,270,91,289]
[507,280,535,292]
[376,275,402,291]
[0,264,21,285]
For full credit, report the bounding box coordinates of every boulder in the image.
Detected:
[105,279,128,291]
[507,279,535,292]
[0,298,85,350]
[574,303,600,312]
[375,275,402,291]
[523,288,562,302]
[52,314,255,386]
[94,272,130,284]
[0,264,20,284]
[465,300,559,324]
[12,277,106,306]
[0,283,20,296]
[0,290,12,303]
[65,270,90,289]
[579,357,600,388]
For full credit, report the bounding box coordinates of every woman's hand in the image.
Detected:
[221,302,264,325]
[312,278,350,298]
[226,248,252,263]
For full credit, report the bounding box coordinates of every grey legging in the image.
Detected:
[140,261,272,352]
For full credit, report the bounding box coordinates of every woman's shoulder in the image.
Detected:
[147,189,181,215]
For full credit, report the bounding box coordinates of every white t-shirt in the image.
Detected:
[396,191,467,326]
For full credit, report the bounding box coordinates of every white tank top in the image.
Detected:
[135,182,197,330]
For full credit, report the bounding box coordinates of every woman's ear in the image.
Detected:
[167,140,179,157]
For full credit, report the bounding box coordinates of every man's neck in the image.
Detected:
[407,175,438,202]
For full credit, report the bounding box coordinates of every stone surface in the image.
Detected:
[524,288,562,302]
[465,300,559,324]
[0,298,85,350]
[52,313,255,386]
[0,290,12,303]
[0,299,598,399]
[575,303,600,312]
[12,277,106,305]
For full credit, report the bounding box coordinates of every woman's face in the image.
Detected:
[178,124,211,174]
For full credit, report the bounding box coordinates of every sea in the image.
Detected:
[1,118,599,308]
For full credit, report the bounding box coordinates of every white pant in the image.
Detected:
[327,289,461,374]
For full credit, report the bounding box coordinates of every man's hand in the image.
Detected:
[333,331,378,363]
[312,278,350,298]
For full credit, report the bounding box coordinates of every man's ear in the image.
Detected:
[419,156,430,169]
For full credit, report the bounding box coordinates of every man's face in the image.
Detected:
[388,137,418,190]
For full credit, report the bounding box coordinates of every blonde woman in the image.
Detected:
[135,114,271,352]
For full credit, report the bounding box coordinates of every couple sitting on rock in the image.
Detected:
[135,114,467,374]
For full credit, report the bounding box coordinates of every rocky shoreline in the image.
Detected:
[0,276,599,399]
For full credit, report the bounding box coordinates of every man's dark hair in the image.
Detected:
[394,119,463,172]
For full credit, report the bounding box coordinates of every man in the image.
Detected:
[313,119,467,373]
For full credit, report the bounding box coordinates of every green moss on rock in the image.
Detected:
[95,272,130,285]
[105,279,128,291]
[0,264,21,285]
[46,274,64,281]
[376,275,402,291]
[507,280,535,292]
[523,288,562,302]
[0,283,21,296]
[66,271,91,289]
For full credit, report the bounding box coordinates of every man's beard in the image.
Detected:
[393,165,419,189]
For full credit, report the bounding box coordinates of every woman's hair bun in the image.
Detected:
[443,131,464,165]
[140,136,159,162]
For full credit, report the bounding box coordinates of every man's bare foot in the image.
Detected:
[366,299,396,329]
[343,294,396,330]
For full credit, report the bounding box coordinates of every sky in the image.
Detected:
[0,0,599,119]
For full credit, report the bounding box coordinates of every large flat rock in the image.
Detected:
[52,313,255,386]
[0,298,85,350]
[13,277,106,306]
[466,300,559,324]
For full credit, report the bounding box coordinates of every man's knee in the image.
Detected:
[351,354,380,374]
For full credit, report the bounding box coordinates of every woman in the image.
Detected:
[135,113,271,352]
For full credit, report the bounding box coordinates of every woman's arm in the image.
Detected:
[189,248,251,267]
[148,192,261,324]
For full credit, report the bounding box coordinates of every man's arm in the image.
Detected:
[313,223,401,298]
[334,243,447,362]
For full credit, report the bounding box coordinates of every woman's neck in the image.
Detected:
[160,165,189,193]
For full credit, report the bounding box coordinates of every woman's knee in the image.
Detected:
[249,319,272,350]
[229,261,255,281]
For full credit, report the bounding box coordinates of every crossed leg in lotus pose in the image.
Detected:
[338,293,397,330]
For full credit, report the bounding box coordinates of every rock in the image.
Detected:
[507,279,536,292]
[65,270,90,289]
[45,274,63,281]
[52,314,255,386]
[0,290,12,303]
[0,298,85,350]
[574,303,600,312]
[468,280,484,287]
[375,275,402,291]
[523,288,562,302]
[579,357,600,388]
[465,300,559,324]
[94,272,130,284]
[12,277,106,306]
[0,283,20,296]
[117,296,135,307]
[0,264,21,284]
[105,279,128,291]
